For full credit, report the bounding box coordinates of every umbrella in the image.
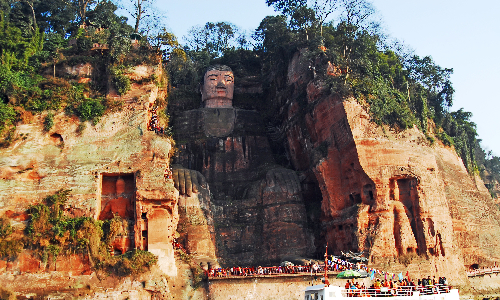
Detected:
[336,270,362,279]
[355,269,369,278]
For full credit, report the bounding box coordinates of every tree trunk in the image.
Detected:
[23,0,36,30]
[134,0,142,33]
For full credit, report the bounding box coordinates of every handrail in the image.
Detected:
[340,285,452,297]
[466,267,500,277]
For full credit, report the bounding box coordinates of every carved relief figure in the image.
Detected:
[173,65,312,266]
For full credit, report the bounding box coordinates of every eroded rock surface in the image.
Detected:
[281,49,500,283]
[0,66,179,280]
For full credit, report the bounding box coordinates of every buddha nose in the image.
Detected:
[216,81,226,88]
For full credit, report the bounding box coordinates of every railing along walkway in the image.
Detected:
[466,267,500,277]
[208,266,339,279]
[340,285,451,297]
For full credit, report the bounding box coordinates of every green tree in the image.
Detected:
[289,6,317,40]
[266,0,338,36]
[7,1,34,33]
[406,55,454,123]
[440,108,477,172]
[185,22,242,58]
[72,0,97,24]
[35,0,76,35]
[152,29,186,61]
[0,14,43,71]
[254,15,291,53]
[86,0,133,61]
[337,0,380,34]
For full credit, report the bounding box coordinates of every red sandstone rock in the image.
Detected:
[284,49,500,284]
[0,63,179,278]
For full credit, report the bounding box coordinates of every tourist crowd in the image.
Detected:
[207,259,359,278]
[342,277,450,297]
[207,256,364,278]
[206,257,451,296]
[148,104,166,135]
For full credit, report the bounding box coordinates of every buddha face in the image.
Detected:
[201,69,234,102]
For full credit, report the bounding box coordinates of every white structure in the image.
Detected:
[304,285,459,300]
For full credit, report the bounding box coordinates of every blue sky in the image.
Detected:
[146,0,499,156]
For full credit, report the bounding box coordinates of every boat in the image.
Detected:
[308,246,459,300]
[304,284,460,300]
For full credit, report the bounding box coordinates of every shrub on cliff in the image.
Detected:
[0,287,16,300]
[112,74,131,96]
[43,112,54,131]
[0,102,16,134]
[24,189,158,275]
[0,217,23,260]
[110,250,158,276]
[76,98,106,123]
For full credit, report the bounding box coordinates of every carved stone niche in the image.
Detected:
[389,176,422,256]
[99,173,136,255]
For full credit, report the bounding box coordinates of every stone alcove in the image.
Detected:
[390,176,422,255]
[99,173,136,255]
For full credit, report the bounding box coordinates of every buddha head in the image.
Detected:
[201,65,234,108]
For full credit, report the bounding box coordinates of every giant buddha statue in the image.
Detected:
[172,65,313,266]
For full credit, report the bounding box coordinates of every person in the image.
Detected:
[383,279,390,288]
[350,281,358,297]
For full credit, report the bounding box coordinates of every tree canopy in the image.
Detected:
[0,0,496,196]
[169,3,497,194]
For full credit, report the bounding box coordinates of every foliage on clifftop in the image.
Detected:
[164,1,498,191]
[1,189,157,276]
[0,0,167,146]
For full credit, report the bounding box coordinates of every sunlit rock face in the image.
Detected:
[0,65,180,277]
[283,49,500,282]
[173,65,313,266]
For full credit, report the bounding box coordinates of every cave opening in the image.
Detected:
[350,193,362,205]
[363,184,375,204]
[142,230,148,251]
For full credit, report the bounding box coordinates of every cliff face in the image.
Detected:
[282,50,500,281]
[168,48,500,282]
[0,64,179,280]
[1,48,499,298]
